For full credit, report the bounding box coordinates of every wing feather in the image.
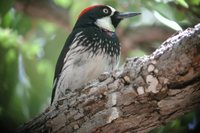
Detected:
[51,31,82,104]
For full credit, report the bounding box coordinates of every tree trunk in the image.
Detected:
[17,23,200,133]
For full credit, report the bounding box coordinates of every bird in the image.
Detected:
[51,5,140,104]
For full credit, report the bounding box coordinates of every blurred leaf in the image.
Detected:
[154,3,175,20]
[21,43,41,59]
[128,49,146,57]
[170,119,181,128]
[103,0,117,7]
[190,0,200,5]
[177,0,189,8]
[37,60,52,74]
[154,11,182,31]
[1,9,15,28]
[54,0,72,8]
[6,49,16,63]
[1,9,32,34]
[38,21,57,34]
[0,28,21,48]
[13,14,32,35]
[0,0,13,17]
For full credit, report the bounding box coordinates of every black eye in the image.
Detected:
[103,8,109,14]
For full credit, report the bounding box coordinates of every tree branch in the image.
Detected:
[17,23,200,133]
[14,0,71,29]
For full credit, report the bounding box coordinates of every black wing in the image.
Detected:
[51,31,77,104]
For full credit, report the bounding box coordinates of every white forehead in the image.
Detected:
[106,5,116,16]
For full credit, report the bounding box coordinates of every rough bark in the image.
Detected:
[17,23,200,132]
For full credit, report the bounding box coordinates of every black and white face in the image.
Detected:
[75,5,141,32]
[93,5,119,32]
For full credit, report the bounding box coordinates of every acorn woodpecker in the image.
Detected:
[51,5,140,104]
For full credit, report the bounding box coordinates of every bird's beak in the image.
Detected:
[116,12,141,19]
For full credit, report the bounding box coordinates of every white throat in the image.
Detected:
[95,16,115,32]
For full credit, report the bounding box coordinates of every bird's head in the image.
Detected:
[74,5,141,32]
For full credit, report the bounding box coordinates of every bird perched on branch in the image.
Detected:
[51,5,140,104]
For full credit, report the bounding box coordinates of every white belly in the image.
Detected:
[54,49,118,101]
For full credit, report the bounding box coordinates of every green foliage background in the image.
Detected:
[0,0,199,132]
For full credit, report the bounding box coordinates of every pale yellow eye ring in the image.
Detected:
[103,8,109,14]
